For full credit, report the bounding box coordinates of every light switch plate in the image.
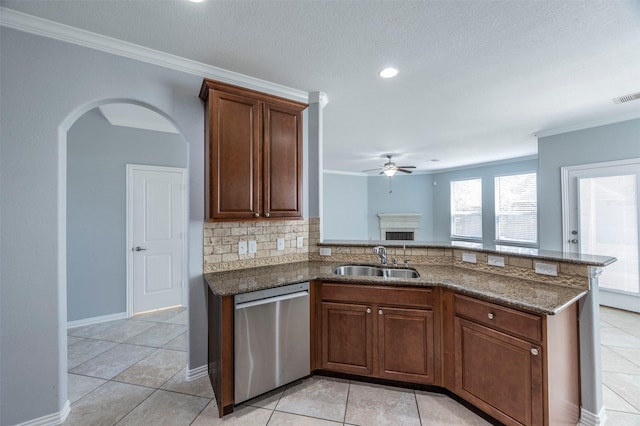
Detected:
[319,247,332,256]
[488,255,505,267]
[296,236,304,248]
[248,240,257,254]
[238,241,248,255]
[462,252,477,263]
[277,238,285,251]
[535,262,558,276]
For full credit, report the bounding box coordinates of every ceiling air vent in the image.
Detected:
[613,92,640,104]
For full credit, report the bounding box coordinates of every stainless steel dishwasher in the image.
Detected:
[234,282,310,404]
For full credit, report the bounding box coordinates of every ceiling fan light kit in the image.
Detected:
[362,155,416,176]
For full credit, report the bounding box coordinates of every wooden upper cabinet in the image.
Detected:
[200,79,307,221]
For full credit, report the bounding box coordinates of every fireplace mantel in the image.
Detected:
[377,213,421,240]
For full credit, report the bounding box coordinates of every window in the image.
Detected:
[451,178,482,239]
[495,172,537,244]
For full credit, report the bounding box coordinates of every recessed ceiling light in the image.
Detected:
[379,67,399,78]
[189,0,205,3]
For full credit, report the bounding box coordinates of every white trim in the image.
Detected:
[12,400,70,426]
[534,111,640,138]
[67,311,127,329]
[309,91,330,108]
[186,364,209,381]
[578,406,608,426]
[126,164,188,317]
[0,7,309,104]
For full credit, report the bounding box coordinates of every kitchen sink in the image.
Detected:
[333,265,420,279]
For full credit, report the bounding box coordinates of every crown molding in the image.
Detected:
[309,91,330,108]
[534,110,640,138]
[0,7,310,104]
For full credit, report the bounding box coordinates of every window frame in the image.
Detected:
[493,171,538,248]
[450,177,483,242]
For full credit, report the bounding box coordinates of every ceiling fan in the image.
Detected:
[363,155,416,176]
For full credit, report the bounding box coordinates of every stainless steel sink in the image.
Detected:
[333,265,420,279]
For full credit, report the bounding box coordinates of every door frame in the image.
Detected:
[561,158,640,312]
[126,164,188,317]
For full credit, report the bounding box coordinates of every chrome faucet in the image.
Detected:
[373,246,387,265]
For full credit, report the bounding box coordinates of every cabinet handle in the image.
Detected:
[487,313,494,320]
[253,213,259,218]
[366,308,371,314]
[265,212,270,218]
[378,309,383,315]
[531,348,539,356]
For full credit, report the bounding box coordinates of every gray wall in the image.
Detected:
[538,118,640,251]
[323,173,369,240]
[431,158,539,243]
[67,109,187,322]
[0,28,205,425]
[367,174,434,240]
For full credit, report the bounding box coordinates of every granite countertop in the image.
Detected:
[203,261,587,315]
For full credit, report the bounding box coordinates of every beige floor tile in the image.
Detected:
[345,382,420,426]
[602,346,640,374]
[117,389,209,426]
[415,391,491,425]
[67,338,118,369]
[192,400,272,425]
[69,343,155,379]
[605,409,640,426]
[603,384,640,413]
[601,326,640,348]
[89,319,155,343]
[603,372,640,411]
[165,309,188,325]
[125,322,187,347]
[161,367,215,398]
[269,410,341,425]
[62,381,153,426]
[114,348,186,388]
[276,377,349,422]
[163,331,188,351]
[67,336,85,347]
[67,373,107,404]
[67,320,123,338]
[609,346,640,368]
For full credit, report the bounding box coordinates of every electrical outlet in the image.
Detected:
[535,262,558,276]
[238,241,248,255]
[296,236,304,248]
[277,238,285,251]
[488,255,505,267]
[462,252,477,263]
[319,247,332,256]
[248,240,257,254]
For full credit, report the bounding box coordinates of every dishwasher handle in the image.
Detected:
[235,290,309,310]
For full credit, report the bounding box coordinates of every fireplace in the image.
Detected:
[377,213,421,241]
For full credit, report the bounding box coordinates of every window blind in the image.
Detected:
[495,173,537,244]
[451,178,482,239]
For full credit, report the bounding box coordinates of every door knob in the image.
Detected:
[134,246,147,252]
[570,239,578,244]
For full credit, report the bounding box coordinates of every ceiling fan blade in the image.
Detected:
[396,169,413,174]
[362,168,381,172]
[379,171,385,175]
[396,166,416,169]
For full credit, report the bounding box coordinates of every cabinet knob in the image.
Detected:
[378,309,383,315]
[531,348,539,356]
[265,212,270,218]
[253,213,259,218]
[487,313,494,320]
[366,307,371,314]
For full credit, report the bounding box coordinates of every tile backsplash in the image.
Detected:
[203,218,319,273]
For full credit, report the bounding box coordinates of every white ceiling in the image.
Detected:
[3,0,640,173]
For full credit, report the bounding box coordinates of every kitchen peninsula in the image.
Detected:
[204,243,615,425]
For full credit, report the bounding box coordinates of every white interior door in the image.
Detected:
[127,164,186,315]
[562,159,640,313]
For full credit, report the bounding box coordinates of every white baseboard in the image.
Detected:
[67,312,127,329]
[186,364,208,381]
[12,400,70,426]
[578,406,608,426]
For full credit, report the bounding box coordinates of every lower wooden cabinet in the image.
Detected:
[449,293,580,426]
[319,283,435,385]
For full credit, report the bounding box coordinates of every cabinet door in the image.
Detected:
[208,90,261,219]
[378,307,434,384]
[454,317,543,426]
[263,103,302,219]
[321,302,373,375]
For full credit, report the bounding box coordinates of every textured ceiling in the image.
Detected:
[3,0,640,172]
